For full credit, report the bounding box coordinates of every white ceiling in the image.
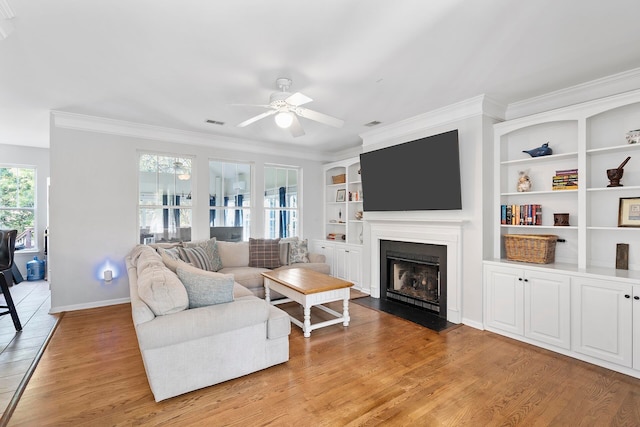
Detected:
[1,0,640,155]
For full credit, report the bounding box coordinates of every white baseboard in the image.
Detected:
[49,297,131,314]
[461,318,484,330]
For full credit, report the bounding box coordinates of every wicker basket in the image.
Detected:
[332,174,346,184]
[504,234,558,264]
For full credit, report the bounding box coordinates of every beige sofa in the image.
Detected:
[215,240,330,298]
[126,245,291,402]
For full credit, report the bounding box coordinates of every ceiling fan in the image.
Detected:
[233,78,344,137]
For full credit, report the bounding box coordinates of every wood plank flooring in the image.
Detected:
[0,280,57,419]
[6,298,640,426]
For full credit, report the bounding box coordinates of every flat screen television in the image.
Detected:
[360,129,462,211]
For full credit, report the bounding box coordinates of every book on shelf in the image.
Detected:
[501,204,542,225]
[552,169,578,190]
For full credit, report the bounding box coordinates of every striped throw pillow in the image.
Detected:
[177,246,215,271]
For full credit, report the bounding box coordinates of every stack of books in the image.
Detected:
[552,169,578,190]
[501,204,542,225]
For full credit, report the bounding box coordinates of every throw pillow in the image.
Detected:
[248,238,281,269]
[177,246,215,271]
[159,250,191,273]
[289,238,310,264]
[137,265,189,316]
[176,267,234,308]
[279,237,299,266]
[183,238,223,272]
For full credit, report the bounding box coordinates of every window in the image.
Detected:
[0,166,36,249]
[209,161,251,242]
[264,165,299,239]
[138,153,192,244]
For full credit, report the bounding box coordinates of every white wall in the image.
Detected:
[49,124,324,312]
[0,144,49,278]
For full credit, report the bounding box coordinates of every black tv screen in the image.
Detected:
[360,129,462,211]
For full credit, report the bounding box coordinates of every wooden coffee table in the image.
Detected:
[261,268,354,338]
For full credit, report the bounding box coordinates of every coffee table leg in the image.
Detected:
[303,305,311,338]
[343,295,350,326]
[264,281,271,303]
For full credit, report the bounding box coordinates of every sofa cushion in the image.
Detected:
[177,246,215,271]
[217,241,249,268]
[289,238,310,264]
[134,246,165,274]
[176,267,235,309]
[249,238,281,269]
[219,266,270,288]
[183,238,223,272]
[137,265,189,316]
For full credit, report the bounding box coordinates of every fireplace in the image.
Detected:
[381,240,447,318]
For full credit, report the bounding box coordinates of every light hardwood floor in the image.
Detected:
[6,298,640,426]
[0,280,57,420]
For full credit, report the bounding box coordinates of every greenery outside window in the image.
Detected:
[138,153,193,244]
[0,166,36,249]
[209,161,252,242]
[264,165,299,239]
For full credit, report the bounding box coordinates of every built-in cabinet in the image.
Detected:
[485,264,570,350]
[485,89,640,379]
[315,156,365,291]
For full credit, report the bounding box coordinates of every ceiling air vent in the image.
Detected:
[205,119,225,126]
[364,120,381,127]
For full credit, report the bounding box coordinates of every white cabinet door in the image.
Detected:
[312,240,335,275]
[334,246,347,280]
[484,265,524,335]
[571,277,633,367]
[524,271,571,349]
[346,246,361,288]
[634,285,640,371]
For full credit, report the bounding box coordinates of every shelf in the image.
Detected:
[349,200,363,204]
[327,183,346,188]
[587,226,640,231]
[348,220,363,224]
[587,185,640,192]
[327,222,346,226]
[349,180,362,184]
[501,152,578,166]
[501,189,578,196]
[501,225,578,230]
[586,143,640,155]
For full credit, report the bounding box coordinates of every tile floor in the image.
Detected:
[0,279,56,419]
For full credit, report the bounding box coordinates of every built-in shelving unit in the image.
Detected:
[485,89,640,380]
[492,89,640,272]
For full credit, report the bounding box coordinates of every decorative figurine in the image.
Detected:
[626,129,640,144]
[607,156,631,187]
[523,142,553,157]
[517,170,532,192]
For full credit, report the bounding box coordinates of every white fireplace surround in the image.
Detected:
[367,219,462,324]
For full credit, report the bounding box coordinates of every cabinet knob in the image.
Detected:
[524,279,529,282]
[518,278,523,281]
[634,296,640,300]
[624,294,631,299]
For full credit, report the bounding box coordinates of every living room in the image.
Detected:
[2,1,640,424]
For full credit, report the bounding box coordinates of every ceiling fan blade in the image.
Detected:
[289,114,305,137]
[230,103,272,108]
[296,107,344,128]
[237,110,277,127]
[285,92,312,107]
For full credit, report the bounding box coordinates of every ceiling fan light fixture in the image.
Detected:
[275,111,293,128]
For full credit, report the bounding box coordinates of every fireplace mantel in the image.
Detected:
[366,219,462,324]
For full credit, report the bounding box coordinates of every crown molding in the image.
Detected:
[359,94,506,147]
[51,111,335,162]
[506,67,640,120]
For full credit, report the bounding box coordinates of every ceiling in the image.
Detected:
[1,0,640,155]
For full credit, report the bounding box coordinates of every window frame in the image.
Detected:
[208,159,253,241]
[137,151,194,244]
[0,164,37,250]
[263,164,301,239]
